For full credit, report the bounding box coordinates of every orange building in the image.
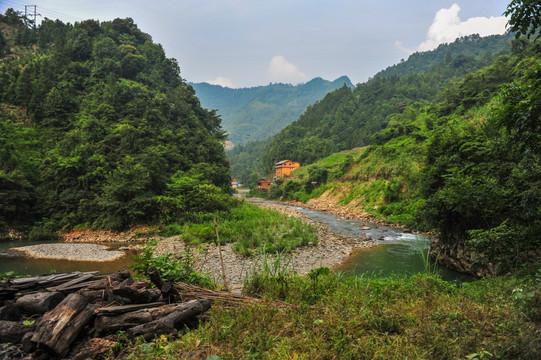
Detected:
[256,179,272,191]
[275,160,300,178]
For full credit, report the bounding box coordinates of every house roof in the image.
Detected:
[275,160,291,165]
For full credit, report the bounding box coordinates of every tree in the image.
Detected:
[505,0,541,39]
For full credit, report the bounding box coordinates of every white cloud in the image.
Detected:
[208,76,234,88]
[417,3,508,52]
[268,55,308,84]
[394,40,413,55]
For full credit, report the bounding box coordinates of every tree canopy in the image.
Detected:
[0,12,231,234]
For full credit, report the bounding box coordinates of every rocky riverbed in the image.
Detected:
[9,202,377,292]
[11,243,126,262]
[155,204,377,292]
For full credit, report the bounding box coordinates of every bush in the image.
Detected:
[131,240,214,288]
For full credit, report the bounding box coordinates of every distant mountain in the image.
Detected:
[190,76,353,145]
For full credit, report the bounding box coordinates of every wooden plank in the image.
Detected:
[48,279,103,292]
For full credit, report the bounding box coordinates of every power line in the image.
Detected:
[24,5,40,28]
[1,0,84,24]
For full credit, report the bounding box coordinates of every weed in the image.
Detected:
[131,241,215,288]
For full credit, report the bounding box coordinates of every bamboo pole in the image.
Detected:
[214,217,229,291]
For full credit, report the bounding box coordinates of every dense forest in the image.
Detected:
[191,76,353,145]
[0,11,232,236]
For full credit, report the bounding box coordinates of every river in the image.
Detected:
[247,198,473,282]
[1,199,473,282]
[0,239,137,276]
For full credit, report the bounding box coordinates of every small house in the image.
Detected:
[256,179,272,191]
[275,160,300,178]
[231,178,241,189]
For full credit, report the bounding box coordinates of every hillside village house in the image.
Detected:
[256,179,272,191]
[231,178,241,188]
[275,160,300,178]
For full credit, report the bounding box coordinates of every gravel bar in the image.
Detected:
[11,243,126,262]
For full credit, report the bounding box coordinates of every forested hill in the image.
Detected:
[268,38,541,276]
[190,76,353,145]
[373,33,513,80]
[262,33,514,171]
[0,11,232,235]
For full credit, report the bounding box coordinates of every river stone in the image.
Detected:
[16,291,65,315]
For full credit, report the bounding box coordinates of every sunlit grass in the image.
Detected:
[115,273,540,360]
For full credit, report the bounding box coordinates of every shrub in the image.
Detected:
[131,240,214,288]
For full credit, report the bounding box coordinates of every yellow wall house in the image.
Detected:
[275,160,300,178]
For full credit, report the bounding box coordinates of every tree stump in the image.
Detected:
[31,293,95,357]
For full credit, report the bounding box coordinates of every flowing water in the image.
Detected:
[2,198,473,282]
[249,198,474,282]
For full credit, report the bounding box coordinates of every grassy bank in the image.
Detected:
[113,271,540,359]
[161,202,317,256]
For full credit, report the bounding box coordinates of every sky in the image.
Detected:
[0,0,511,88]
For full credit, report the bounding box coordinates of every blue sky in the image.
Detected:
[0,0,511,87]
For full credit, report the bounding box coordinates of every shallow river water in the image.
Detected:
[0,239,138,276]
[251,200,473,283]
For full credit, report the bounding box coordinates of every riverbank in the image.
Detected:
[8,202,377,290]
[155,204,377,291]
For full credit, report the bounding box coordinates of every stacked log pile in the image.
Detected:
[0,268,211,360]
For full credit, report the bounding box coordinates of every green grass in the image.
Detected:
[112,272,540,360]
[163,203,318,257]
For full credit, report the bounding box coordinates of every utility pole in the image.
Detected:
[24,5,40,28]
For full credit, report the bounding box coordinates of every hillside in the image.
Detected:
[262,33,515,171]
[191,76,353,145]
[264,39,541,276]
[0,13,231,234]
[372,33,513,80]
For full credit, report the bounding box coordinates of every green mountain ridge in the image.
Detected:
[265,39,541,276]
[190,76,353,145]
[261,33,515,172]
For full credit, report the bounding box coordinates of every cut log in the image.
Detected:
[78,289,106,303]
[0,304,21,321]
[147,266,178,300]
[95,302,202,334]
[69,338,117,360]
[110,284,161,303]
[95,301,166,315]
[0,320,35,343]
[32,293,95,357]
[147,266,163,289]
[95,309,153,334]
[127,299,211,340]
[16,291,65,315]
